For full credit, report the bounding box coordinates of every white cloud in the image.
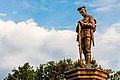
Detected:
[0,19,77,79]
[74,0,118,7]
[1,19,120,79]
[93,3,120,13]
[22,1,33,9]
[74,0,88,5]
[12,11,17,14]
[92,21,120,70]
[76,0,120,13]
[93,6,112,12]
[90,0,118,7]
[22,1,48,11]
[0,13,6,16]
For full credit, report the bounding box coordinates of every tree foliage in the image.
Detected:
[5,59,74,80]
[4,58,119,80]
[35,59,73,80]
[4,62,35,80]
[108,69,120,80]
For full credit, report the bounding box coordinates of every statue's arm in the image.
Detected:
[76,21,80,33]
[81,16,95,28]
[89,16,96,32]
[82,16,95,28]
[88,16,95,29]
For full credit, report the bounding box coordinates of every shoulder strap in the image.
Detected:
[94,19,97,24]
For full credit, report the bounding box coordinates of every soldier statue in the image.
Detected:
[76,6,96,67]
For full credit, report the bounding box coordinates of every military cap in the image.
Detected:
[77,6,86,11]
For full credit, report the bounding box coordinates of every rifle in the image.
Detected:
[91,19,97,47]
[91,34,95,47]
[76,21,82,65]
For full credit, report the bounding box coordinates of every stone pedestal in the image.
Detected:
[64,67,108,80]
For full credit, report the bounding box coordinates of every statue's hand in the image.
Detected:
[80,21,86,26]
[80,21,93,27]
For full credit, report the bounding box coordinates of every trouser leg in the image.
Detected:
[85,37,91,67]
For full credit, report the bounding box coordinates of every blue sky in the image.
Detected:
[0,0,120,79]
[0,0,80,30]
[0,0,119,30]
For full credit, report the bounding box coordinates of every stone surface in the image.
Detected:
[64,67,108,80]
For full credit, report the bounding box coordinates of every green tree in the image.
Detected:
[108,70,120,80]
[35,59,73,80]
[5,62,35,80]
[6,58,119,80]
[35,64,45,80]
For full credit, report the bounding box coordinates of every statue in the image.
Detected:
[76,6,96,67]
[65,6,108,80]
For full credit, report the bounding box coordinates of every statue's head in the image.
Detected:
[77,6,87,17]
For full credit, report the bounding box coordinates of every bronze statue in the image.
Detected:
[76,6,96,67]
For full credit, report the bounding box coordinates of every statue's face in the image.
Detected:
[79,8,86,17]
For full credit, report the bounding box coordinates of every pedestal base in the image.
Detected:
[64,67,108,80]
